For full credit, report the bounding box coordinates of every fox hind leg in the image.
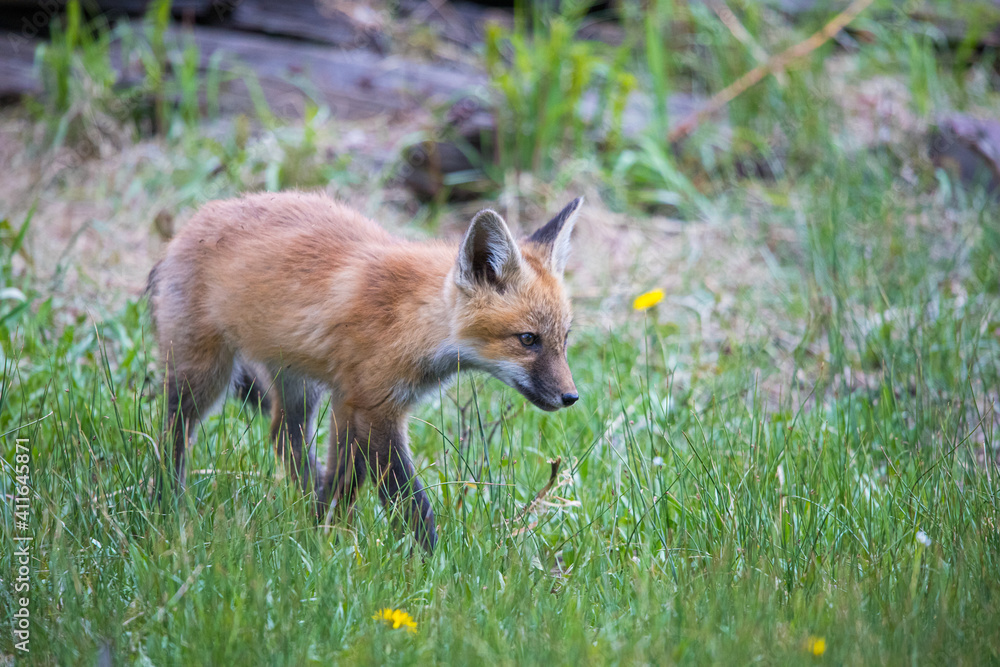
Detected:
[161,338,234,490]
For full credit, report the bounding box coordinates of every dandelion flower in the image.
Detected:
[806,636,826,656]
[633,289,665,311]
[373,608,418,633]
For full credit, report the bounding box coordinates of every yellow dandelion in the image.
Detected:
[633,289,665,311]
[373,608,418,633]
[806,636,826,656]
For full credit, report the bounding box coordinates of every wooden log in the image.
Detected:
[0,0,384,50]
[0,0,212,14]
[181,27,483,119]
[221,0,384,51]
[0,37,39,102]
[0,24,484,118]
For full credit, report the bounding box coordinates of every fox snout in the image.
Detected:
[517,354,579,412]
[518,380,578,412]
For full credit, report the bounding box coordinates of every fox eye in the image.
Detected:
[518,333,538,347]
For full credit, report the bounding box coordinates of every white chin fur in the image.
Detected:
[488,360,531,389]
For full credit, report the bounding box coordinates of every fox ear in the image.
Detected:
[457,208,523,291]
[526,197,582,278]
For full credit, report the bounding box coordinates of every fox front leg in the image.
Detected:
[354,410,438,553]
[318,402,368,523]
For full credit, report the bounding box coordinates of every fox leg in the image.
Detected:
[161,338,233,489]
[318,401,367,521]
[353,410,438,553]
[269,371,321,494]
[233,361,272,413]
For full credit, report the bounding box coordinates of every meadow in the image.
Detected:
[1,0,999,663]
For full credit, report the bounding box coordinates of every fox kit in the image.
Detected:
[147,192,582,552]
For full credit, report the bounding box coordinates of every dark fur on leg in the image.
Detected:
[374,447,437,553]
[351,411,438,553]
[269,372,321,494]
[318,405,368,522]
[233,362,272,413]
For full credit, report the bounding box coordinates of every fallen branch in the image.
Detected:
[668,0,876,143]
[154,564,205,622]
[705,0,785,84]
[513,457,562,525]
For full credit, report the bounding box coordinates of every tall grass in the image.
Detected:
[483,0,1000,214]
[483,6,633,180]
[32,0,271,149]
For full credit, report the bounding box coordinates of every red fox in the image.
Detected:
[147,192,581,551]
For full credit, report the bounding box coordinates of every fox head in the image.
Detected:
[451,198,582,411]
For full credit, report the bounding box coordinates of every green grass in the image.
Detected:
[2,145,999,663]
[31,0,273,151]
[3,0,1000,663]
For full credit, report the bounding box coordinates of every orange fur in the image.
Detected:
[148,191,582,552]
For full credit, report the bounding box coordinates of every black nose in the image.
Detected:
[561,392,579,406]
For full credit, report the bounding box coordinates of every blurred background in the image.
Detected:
[2,0,998,313]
